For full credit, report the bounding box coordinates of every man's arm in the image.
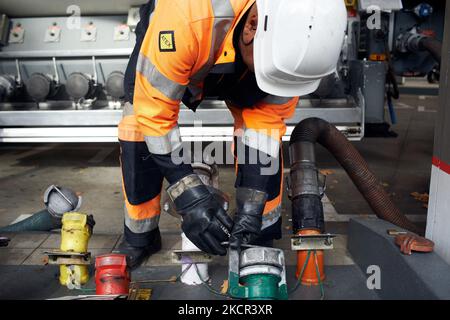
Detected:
[230,96,299,249]
[133,2,197,183]
[132,4,233,255]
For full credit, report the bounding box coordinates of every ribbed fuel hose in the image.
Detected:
[290,118,422,235]
[419,37,442,64]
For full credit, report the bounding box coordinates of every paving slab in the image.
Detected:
[0,248,34,265]
[0,264,378,300]
[348,217,450,300]
[2,233,49,249]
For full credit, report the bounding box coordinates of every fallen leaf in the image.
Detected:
[221,280,229,294]
[320,169,335,176]
[411,192,429,203]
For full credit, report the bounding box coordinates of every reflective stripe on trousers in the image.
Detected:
[144,127,182,155]
[124,196,161,234]
[119,103,163,235]
[242,127,281,159]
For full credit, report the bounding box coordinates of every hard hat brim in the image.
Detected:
[255,68,321,98]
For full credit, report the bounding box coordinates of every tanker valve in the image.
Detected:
[414,3,433,19]
[45,212,95,289]
[227,246,288,300]
[291,233,336,286]
[95,254,130,295]
[65,72,96,101]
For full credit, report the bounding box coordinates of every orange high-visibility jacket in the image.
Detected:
[133,0,299,157]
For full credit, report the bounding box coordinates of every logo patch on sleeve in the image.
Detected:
[159,31,176,52]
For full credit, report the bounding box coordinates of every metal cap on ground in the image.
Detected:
[43,185,82,218]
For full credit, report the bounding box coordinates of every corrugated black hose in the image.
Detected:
[419,37,442,65]
[290,118,422,235]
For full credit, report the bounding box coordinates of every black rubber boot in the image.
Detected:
[113,228,162,270]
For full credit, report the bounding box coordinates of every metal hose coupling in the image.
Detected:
[288,141,326,233]
[396,27,442,64]
[44,185,82,218]
[0,185,82,233]
[228,246,288,300]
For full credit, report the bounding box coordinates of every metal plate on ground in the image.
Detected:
[291,234,337,251]
[44,250,91,265]
[171,250,212,264]
[128,284,152,300]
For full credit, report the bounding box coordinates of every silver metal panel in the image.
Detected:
[0,96,364,142]
[433,0,450,164]
[426,167,450,265]
[0,0,147,17]
[0,125,363,143]
[0,99,363,127]
[0,48,133,59]
[426,0,450,265]
[350,60,386,124]
[1,16,135,59]
[0,107,362,126]
[358,0,403,11]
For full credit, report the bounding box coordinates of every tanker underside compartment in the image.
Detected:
[0,13,367,143]
[0,1,446,143]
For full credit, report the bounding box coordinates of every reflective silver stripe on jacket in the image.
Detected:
[123,102,134,118]
[149,0,158,23]
[261,205,282,230]
[145,126,182,155]
[190,0,235,84]
[242,128,281,158]
[136,53,186,101]
[263,95,294,105]
[124,205,160,234]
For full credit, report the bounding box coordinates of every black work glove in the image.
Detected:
[230,188,268,250]
[168,174,233,256]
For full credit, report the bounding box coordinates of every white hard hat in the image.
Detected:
[254,0,348,97]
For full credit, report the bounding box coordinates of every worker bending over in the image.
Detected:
[115,0,347,268]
